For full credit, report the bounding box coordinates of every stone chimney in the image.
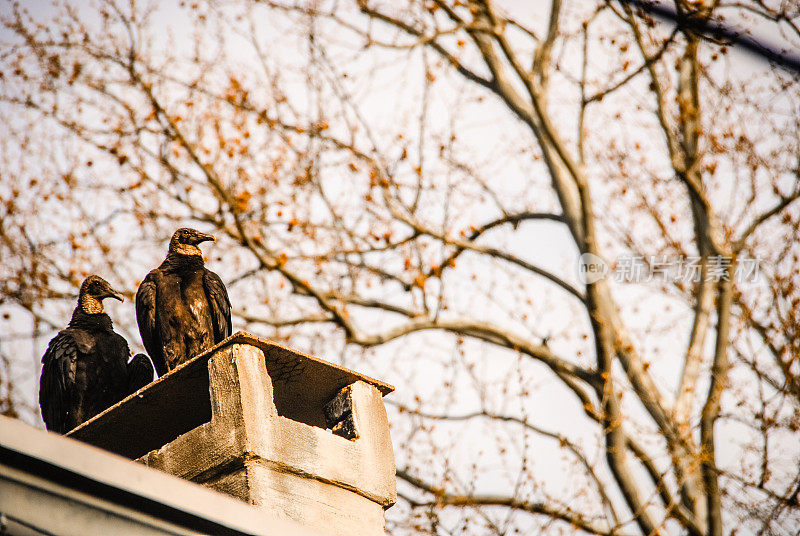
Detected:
[68,332,396,536]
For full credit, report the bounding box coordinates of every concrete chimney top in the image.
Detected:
[68,332,396,536]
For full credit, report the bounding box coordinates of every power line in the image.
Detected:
[620,0,800,74]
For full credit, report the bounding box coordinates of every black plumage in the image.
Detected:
[39,275,155,434]
[128,353,155,393]
[135,228,231,376]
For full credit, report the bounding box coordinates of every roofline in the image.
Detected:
[0,416,317,536]
[70,331,393,439]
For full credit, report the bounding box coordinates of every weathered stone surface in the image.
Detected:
[204,467,250,502]
[247,459,386,536]
[69,331,396,535]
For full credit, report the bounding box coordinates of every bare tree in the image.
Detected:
[1,0,799,534]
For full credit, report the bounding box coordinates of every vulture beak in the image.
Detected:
[195,232,216,244]
[106,288,125,302]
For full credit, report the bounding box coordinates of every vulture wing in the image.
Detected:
[203,269,232,342]
[136,273,166,376]
[39,331,78,434]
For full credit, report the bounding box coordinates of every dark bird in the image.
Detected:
[128,353,155,393]
[39,275,155,434]
[136,228,231,376]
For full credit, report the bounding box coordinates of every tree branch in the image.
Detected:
[397,469,629,536]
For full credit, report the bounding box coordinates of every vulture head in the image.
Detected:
[79,275,124,314]
[169,228,216,258]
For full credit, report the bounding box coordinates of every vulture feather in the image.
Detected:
[136,228,231,376]
[39,275,155,433]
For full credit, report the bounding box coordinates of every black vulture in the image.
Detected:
[39,275,155,434]
[135,228,231,376]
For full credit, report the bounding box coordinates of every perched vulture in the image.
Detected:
[136,228,231,376]
[39,275,155,434]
